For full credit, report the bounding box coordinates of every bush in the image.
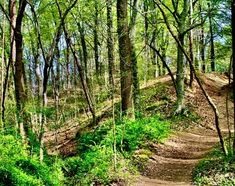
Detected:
[64,116,170,185]
[0,135,64,186]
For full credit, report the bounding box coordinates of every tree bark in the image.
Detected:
[199,1,206,73]
[94,1,100,76]
[117,0,133,115]
[231,0,235,154]
[14,0,28,142]
[189,0,194,87]
[106,0,114,87]
[175,30,186,114]
[78,23,88,79]
[144,0,149,83]
[1,0,6,128]
[208,3,215,72]
[129,0,140,116]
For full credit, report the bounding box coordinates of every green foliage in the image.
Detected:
[64,116,170,185]
[0,135,64,186]
[64,146,134,185]
[112,116,170,153]
[193,147,235,186]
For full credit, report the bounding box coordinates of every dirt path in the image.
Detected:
[135,73,233,186]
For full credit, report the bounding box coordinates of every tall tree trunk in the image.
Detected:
[143,0,149,85]
[1,0,6,128]
[189,0,194,87]
[231,0,235,154]
[208,3,215,72]
[10,0,16,69]
[175,30,186,114]
[117,0,133,115]
[161,31,169,76]
[199,1,206,73]
[175,0,189,114]
[34,43,41,101]
[94,1,100,76]
[106,0,114,87]
[129,0,140,116]
[200,24,206,72]
[14,0,28,142]
[66,45,71,91]
[78,23,88,79]
[55,45,60,112]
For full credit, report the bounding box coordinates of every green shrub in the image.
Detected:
[104,116,170,153]
[193,147,235,186]
[64,146,133,185]
[65,115,170,185]
[0,135,64,186]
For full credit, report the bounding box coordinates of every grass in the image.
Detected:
[193,146,235,186]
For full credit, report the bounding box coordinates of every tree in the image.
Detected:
[155,0,189,114]
[106,0,114,87]
[232,0,235,154]
[129,0,140,116]
[117,0,132,115]
[208,3,215,72]
[13,0,28,142]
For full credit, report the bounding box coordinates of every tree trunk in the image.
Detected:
[175,31,185,114]
[14,0,28,142]
[208,3,215,72]
[106,0,114,87]
[77,23,88,79]
[66,45,71,91]
[129,0,140,116]
[117,0,133,115]
[189,0,194,87]
[199,1,206,73]
[143,0,149,85]
[94,1,100,76]
[1,0,6,128]
[232,0,235,154]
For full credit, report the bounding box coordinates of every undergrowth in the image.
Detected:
[63,116,171,185]
[0,134,64,186]
[193,146,235,186]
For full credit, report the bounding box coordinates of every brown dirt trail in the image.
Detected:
[135,73,233,186]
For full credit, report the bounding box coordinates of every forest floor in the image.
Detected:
[135,73,233,186]
[43,73,233,186]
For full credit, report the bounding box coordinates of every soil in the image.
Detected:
[135,73,234,186]
[43,73,233,186]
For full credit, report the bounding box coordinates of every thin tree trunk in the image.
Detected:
[148,44,177,93]
[78,23,88,79]
[189,0,194,87]
[208,3,215,72]
[106,0,114,87]
[143,0,149,85]
[57,5,96,123]
[66,45,71,91]
[199,1,206,73]
[1,0,6,128]
[231,0,235,154]
[94,1,100,76]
